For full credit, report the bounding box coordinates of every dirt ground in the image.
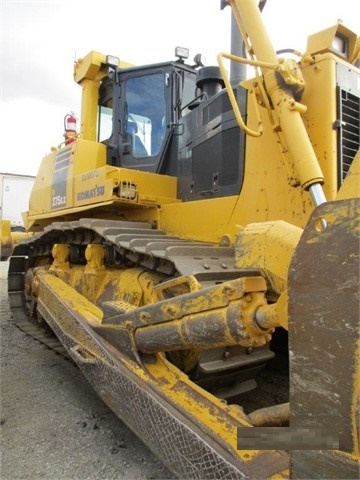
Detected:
[0,260,174,480]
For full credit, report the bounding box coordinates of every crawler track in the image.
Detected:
[7,218,243,355]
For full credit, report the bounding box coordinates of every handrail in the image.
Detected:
[217,51,280,137]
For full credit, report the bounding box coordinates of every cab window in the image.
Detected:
[125,73,166,158]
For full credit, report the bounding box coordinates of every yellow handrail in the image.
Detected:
[217,51,278,137]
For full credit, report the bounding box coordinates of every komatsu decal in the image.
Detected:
[81,169,100,182]
[77,185,105,202]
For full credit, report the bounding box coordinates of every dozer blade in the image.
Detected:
[289,198,360,479]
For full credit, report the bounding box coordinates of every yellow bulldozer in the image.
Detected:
[7,0,359,477]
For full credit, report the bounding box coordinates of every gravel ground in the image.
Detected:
[0,261,174,480]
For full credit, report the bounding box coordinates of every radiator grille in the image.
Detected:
[338,89,360,185]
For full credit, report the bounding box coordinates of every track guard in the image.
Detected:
[288,198,360,479]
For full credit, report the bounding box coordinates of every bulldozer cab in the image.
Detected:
[97,61,198,172]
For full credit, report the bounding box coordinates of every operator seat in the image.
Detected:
[127,121,148,157]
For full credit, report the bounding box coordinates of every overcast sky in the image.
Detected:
[0,0,358,176]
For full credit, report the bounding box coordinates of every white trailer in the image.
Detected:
[0,173,35,230]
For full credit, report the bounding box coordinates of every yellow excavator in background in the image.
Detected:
[7,0,359,478]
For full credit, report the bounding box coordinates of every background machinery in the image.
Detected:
[7,0,359,478]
